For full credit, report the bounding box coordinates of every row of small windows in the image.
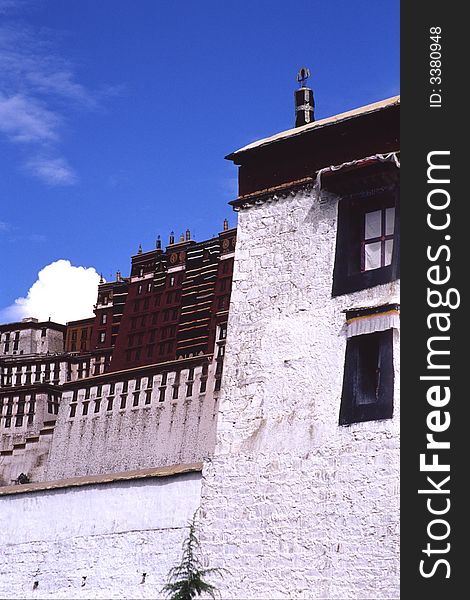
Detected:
[127,309,179,333]
[1,364,61,386]
[67,364,221,418]
[0,357,106,386]
[135,273,182,288]
[133,291,182,312]
[0,393,60,427]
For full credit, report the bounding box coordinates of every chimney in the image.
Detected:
[294,67,314,127]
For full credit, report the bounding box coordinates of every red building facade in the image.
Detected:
[67,222,236,375]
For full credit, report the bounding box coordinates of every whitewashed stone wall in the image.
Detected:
[0,324,64,356]
[0,471,201,599]
[44,363,220,480]
[199,189,400,599]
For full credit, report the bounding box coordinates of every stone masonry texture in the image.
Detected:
[199,188,400,599]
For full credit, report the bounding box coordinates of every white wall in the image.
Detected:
[44,365,219,480]
[0,472,202,599]
[199,188,400,599]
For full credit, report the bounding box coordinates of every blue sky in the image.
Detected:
[0,0,399,322]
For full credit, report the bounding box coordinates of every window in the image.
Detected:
[99,332,106,343]
[101,313,107,325]
[70,404,76,418]
[94,399,101,413]
[159,387,166,402]
[332,175,399,296]
[339,329,394,425]
[145,390,152,405]
[362,208,395,271]
[120,395,127,409]
[41,328,47,337]
[107,397,114,411]
[133,392,139,407]
[82,402,89,416]
[109,382,115,395]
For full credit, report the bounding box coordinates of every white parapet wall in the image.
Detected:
[199,187,400,599]
[0,467,202,599]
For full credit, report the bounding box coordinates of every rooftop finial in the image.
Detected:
[99,273,104,284]
[156,235,161,250]
[185,229,191,241]
[223,218,229,231]
[137,244,143,254]
[294,66,314,127]
[297,66,310,88]
[179,233,185,242]
[116,270,121,282]
[169,231,175,245]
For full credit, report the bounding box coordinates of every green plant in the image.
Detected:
[161,512,224,600]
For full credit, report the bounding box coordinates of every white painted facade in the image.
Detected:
[0,471,201,599]
[0,321,64,356]
[45,363,220,480]
[199,187,400,599]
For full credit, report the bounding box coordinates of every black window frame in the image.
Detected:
[339,329,394,425]
[332,175,400,297]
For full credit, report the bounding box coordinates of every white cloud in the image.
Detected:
[26,154,77,186]
[0,93,60,143]
[1,260,102,324]
[0,17,113,185]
